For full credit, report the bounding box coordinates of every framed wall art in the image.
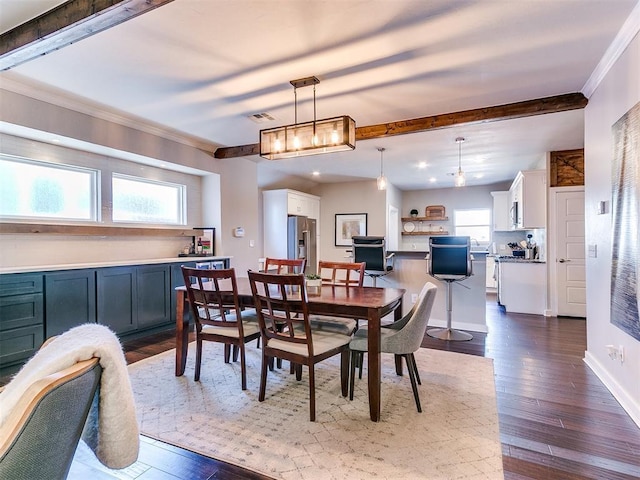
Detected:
[335,213,367,247]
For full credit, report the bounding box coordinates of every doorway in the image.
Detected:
[550,189,586,317]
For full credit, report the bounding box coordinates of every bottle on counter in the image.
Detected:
[196,238,203,254]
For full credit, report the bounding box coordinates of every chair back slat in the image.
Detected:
[182,266,244,332]
[317,261,365,287]
[263,257,306,274]
[248,271,313,354]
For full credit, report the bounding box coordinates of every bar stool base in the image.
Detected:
[426,327,473,341]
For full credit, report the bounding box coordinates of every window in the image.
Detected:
[454,209,491,246]
[112,174,186,225]
[0,155,98,221]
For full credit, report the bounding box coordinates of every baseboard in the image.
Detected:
[427,317,489,334]
[584,351,640,428]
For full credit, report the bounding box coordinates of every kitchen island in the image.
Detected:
[496,256,547,315]
[387,250,488,334]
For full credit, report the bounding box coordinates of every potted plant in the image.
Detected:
[410,208,419,218]
[305,273,322,287]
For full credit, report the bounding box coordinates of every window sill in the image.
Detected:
[0,222,202,237]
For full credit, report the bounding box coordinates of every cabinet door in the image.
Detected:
[137,265,171,329]
[287,192,304,215]
[521,171,546,228]
[0,273,44,368]
[491,191,510,231]
[171,262,195,322]
[45,269,96,337]
[97,267,137,334]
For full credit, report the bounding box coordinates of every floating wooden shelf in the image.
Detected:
[401,231,449,236]
[402,216,448,221]
[0,222,203,237]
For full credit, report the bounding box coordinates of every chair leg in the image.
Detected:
[408,353,421,385]
[405,354,422,413]
[340,350,349,397]
[194,338,203,381]
[259,351,268,402]
[239,344,247,390]
[295,363,302,381]
[309,365,316,422]
[224,344,231,363]
[233,345,239,362]
[349,350,357,401]
[358,352,364,379]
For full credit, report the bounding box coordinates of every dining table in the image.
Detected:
[174,278,406,422]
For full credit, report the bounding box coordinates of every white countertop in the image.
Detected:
[0,256,231,275]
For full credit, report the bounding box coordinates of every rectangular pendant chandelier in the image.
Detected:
[259,76,356,160]
[260,115,356,160]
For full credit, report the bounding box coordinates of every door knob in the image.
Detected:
[558,258,570,263]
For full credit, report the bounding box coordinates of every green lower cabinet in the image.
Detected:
[136,265,171,329]
[45,269,97,337]
[97,267,137,335]
[0,273,44,368]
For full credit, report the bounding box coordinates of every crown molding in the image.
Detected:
[0,71,218,153]
[582,1,640,98]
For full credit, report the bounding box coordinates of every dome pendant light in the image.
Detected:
[377,147,387,190]
[454,137,466,187]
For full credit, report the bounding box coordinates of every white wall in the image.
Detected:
[584,30,640,426]
[316,180,386,262]
[0,133,210,267]
[218,158,261,274]
[402,184,504,251]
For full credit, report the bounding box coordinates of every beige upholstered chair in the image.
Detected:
[349,282,438,412]
[248,270,351,421]
[182,266,260,390]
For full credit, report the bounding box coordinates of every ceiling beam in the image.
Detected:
[214,92,587,159]
[0,0,176,71]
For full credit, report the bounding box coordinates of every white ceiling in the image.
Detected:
[0,0,637,190]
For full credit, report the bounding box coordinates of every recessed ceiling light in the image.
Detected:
[418,162,427,169]
[312,171,320,176]
[475,173,484,178]
[429,177,437,183]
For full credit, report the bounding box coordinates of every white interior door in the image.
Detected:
[556,190,586,317]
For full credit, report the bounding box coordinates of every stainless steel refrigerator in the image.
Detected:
[287,216,317,275]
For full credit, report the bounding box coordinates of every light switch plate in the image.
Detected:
[588,244,597,258]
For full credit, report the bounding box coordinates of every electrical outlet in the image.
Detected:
[606,344,625,363]
[411,293,418,303]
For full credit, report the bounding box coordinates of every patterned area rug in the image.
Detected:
[128,344,504,480]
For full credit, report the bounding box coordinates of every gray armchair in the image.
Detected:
[349,282,438,412]
[0,358,102,479]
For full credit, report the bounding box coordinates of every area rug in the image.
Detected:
[128,344,504,480]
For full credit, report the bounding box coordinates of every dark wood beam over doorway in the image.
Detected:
[214,92,587,159]
[0,0,175,71]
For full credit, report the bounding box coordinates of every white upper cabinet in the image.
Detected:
[490,191,510,231]
[509,170,546,229]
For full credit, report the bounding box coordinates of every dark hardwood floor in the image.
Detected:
[14,294,640,479]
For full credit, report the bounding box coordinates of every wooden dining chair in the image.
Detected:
[263,257,306,274]
[247,270,351,421]
[317,260,365,287]
[310,261,366,336]
[181,266,261,390]
[348,282,438,412]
